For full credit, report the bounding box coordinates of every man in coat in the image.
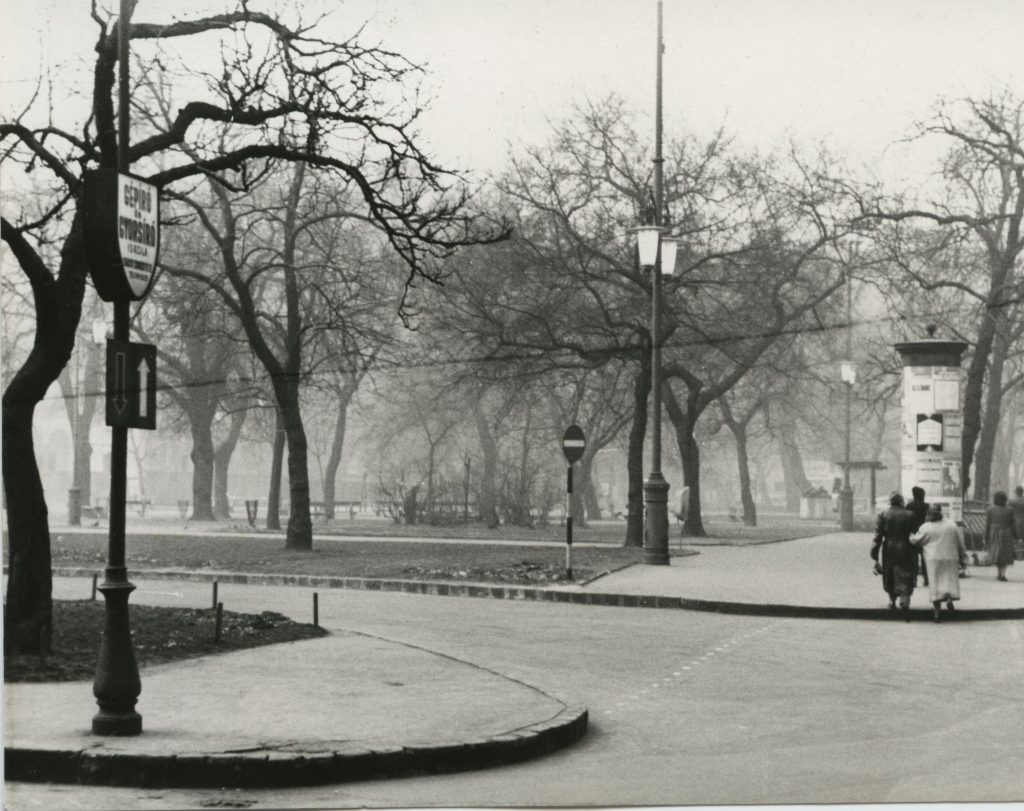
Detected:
[871,492,919,619]
[906,486,930,586]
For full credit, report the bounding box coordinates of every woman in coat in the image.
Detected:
[984,490,1018,582]
[911,504,968,622]
[871,492,918,618]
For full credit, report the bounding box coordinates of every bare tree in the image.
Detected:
[1,2,505,650]
[858,93,1024,499]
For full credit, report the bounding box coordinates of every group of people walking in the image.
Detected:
[870,485,1023,621]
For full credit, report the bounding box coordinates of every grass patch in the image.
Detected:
[4,599,327,683]
[49,532,659,584]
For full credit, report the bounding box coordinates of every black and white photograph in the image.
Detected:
[2,1,1023,809]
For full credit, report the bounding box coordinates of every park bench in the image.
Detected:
[961,502,987,562]
[337,500,361,519]
[125,498,151,517]
[304,501,362,521]
[80,504,107,526]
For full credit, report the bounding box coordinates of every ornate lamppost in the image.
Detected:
[634,223,678,564]
[633,0,679,565]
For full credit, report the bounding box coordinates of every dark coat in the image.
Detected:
[907,498,929,533]
[871,506,919,598]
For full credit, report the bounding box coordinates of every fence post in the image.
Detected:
[214,602,224,644]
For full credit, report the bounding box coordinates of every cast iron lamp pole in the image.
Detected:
[634,0,678,565]
[839,271,855,531]
[635,226,678,564]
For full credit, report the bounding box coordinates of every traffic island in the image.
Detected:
[4,634,588,789]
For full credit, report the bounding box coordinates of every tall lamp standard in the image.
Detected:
[839,360,856,530]
[838,271,855,531]
[634,0,677,565]
[634,226,678,565]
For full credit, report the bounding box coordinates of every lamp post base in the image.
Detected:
[92,576,142,736]
[643,473,671,565]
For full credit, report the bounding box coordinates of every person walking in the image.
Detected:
[1009,485,1024,541]
[871,492,918,619]
[984,491,1019,582]
[907,486,929,531]
[910,504,969,622]
[906,486,930,586]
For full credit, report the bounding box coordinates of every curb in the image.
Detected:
[4,704,588,789]
[50,567,1024,621]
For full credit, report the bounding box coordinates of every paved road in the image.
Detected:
[6,577,1024,809]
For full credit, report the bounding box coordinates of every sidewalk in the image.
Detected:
[6,528,1022,790]
[587,531,1024,617]
[4,630,587,788]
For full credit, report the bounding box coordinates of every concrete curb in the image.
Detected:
[50,566,1024,621]
[4,704,588,789]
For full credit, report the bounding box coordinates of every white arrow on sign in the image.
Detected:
[137,358,151,420]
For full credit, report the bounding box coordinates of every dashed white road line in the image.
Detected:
[602,621,786,718]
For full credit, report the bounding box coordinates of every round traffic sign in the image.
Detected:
[561,424,586,463]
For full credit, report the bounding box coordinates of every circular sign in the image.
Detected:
[561,424,586,463]
[84,168,161,302]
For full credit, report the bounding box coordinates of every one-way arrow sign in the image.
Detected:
[106,339,157,430]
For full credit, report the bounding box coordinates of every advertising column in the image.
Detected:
[894,329,969,522]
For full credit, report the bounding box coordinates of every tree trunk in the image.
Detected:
[322,398,349,520]
[991,401,1015,494]
[733,422,757,526]
[187,403,217,521]
[426,442,438,516]
[578,451,598,525]
[59,345,101,511]
[3,399,54,655]
[993,389,1020,491]
[266,409,285,530]
[473,396,500,529]
[2,212,87,654]
[961,314,996,497]
[720,399,757,526]
[213,409,246,519]
[777,406,811,512]
[971,317,1009,502]
[624,351,650,547]
[130,433,147,499]
[664,384,707,537]
[280,384,313,550]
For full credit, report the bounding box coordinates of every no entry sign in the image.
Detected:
[84,168,161,302]
[562,424,586,463]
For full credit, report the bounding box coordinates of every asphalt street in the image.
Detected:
[5,576,1024,810]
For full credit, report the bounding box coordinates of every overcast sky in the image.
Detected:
[2,0,1024,184]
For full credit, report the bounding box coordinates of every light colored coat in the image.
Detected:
[911,518,968,603]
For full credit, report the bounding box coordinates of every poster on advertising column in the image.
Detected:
[933,368,961,411]
[906,368,934,414]
[916,413,943,451]
[900,365,964,523]
[941,460,961,497]
[913,455,943,491]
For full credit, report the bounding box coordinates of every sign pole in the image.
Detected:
[92,0,142,736]
[565,462,574,581]
[561,425,586,582]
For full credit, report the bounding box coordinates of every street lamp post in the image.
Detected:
[634,228,677,564]
[838,270,855,531]
[839,360,856,530]
[634,0,677,565]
